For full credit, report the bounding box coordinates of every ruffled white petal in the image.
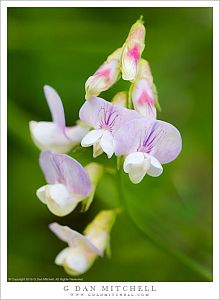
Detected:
[54,247,93,276]
[124,152,145,173]
[29,121,72,153]
[36,185,48,204]
[81,129,104,147]
[36,184,82,217]
[100,130,115,158]
[55,247,71,265]
[128,163,148,184]
[123,152,163,183]
[65,250,89,273]
[146,155,163,177]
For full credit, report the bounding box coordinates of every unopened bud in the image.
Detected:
[85,48,122,99]
[121,18,146,81]
[130,59,159,118]
[83,210,117,254]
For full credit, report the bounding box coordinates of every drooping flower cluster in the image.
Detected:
[30,17,182,276]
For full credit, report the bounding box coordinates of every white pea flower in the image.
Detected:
[79,96,140,158]
[29,85,89,153]
[49,210,117,276]
[115,118,182,184]
[36,151,91,216]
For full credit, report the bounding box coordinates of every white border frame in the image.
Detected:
[1,1,219,299]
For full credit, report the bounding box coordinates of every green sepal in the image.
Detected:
[152,83,161,112]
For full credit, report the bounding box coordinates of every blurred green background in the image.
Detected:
[8,7,213,282]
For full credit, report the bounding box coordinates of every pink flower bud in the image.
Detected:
[121,18,145,81]
[131,59,158,118]
[85,48,122,99]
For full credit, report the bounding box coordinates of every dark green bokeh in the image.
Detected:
[8,7,212,281]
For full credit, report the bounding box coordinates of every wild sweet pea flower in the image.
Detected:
[36,151,91,216]
[115,118,182,184]
[131,59,159,118]
[79,96,140,158]
[85,48,122,100]
[49,210,117,276]
[29,85,89,153]
[121,18,145,81]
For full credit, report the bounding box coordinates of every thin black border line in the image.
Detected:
[1,1,220,300]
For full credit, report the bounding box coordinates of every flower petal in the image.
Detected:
[39,151,62,184]
[65,249,90,273]
[146,120,182,164]
[100,130,114,158]
[115,118,182,164]
[39,151,91,196]
[146,155,163,177]
[114,118,146,156]
[46,184,80,216]
[65,124,89,145]
[127,164,147,184]
[54,247,70,265]
[29,121,72,153]
[79,96,141,132]
[124,152,145,173]
[36,185,48,204]
[54,247,94,276]
[43,85,66,131]
[81,129,104,147]
[79,96,111,129]
[49,223,102,256]
[121,44,139,81]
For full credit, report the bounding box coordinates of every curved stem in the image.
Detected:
[116,169,212,281]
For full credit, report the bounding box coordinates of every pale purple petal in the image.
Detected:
[39,151,91,196]
[39,150,61,184]
[115,118,182,164]
[44,85,66,131]
[49,223,102,256]
[79,96,141,132]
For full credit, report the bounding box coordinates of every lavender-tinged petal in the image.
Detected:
[79,97,110,129]
[53,153,91,196]
[115,118,182,165]
[43,85,66,131]
[40,151,91,196]
[49,223,102,256]
[39,150,62,184]
[79,96,141,132]
[148,120,182,164]
[114,118,148,156]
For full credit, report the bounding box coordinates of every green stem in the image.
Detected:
[116,169,212,281]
